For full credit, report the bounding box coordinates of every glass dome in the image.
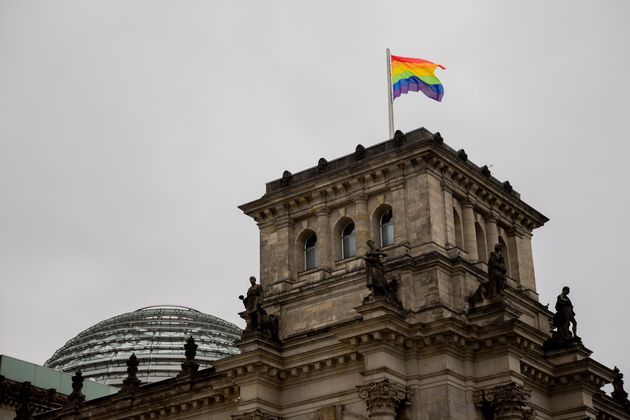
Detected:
[45,305,242,386]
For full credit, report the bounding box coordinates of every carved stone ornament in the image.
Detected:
[473,382,536,420]
[318,157,328,172]
[64,370,85,409]
[357,379,412,417]
[120,353,142,393]
[178,336,200,377]
[393,130,406,146]
[280,170,292,187]
[433,131,444,144]
[355,144,366,161]
[231,408,282,420]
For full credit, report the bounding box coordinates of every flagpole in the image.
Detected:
[386,48,394,138]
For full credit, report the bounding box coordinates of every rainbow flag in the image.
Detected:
[391,55,445,102]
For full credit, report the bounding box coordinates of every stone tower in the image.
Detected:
[236,128,625,419]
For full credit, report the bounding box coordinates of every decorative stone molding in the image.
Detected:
[473,382,536,419]
[357,379,412,417]
[232,408,282,420]
[224,353,361,382]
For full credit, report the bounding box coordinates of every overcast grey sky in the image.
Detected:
[1,1,629,380]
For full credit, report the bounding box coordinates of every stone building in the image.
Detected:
[33,127,630,419]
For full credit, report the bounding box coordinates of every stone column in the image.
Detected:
[355,193,370,256]
[485,215,499,255]
[442,183,456,248]
[316,208,332,271]
[357,379,412,420]
[462,200,478,261]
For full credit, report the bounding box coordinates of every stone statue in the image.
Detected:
[612,366,629,404]
[240,276,264,330]
[239,276,280,341]
[553,286,577,340]
[363,240,398,305]
[487,243,507,298]
[544,286,581,350]
[468,243,507,310]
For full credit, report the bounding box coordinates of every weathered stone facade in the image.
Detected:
[33,128,629,419]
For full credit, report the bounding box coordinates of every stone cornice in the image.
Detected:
[0,376,67,415]
[521,358,611,392]
[38,381,239,420]
[239,128,548,231]
[219,351,363,384]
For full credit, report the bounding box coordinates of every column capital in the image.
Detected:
[473,382,536,420]
[387,176,405,191]
[462,198,476,208]
[484,213,498,223]
[232,409,281,420]
[314,206,330,217]
[354,192,369,203]
[273,214,294,229]
[506,225,530,239]
[357,379,412,418]
[441,179,455,193]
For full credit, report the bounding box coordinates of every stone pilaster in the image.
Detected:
[357,379,412,420]
[273,215,294,284]
[427,173,447,247]
[442,182,456,248]
[316,207,332,271]
[355,193,369,256]
[506,226,536,292]
[462,200,478,261]
[485,215,499,256]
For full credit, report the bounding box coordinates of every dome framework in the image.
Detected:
[45,305,241,386]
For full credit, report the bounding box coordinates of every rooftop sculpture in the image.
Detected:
[363,240,399,306]
[239,276,279,341]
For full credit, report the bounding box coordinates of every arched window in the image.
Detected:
[380,209,394,247]
[341,222,356,259]
[498,236,510,276]
[475,222,487,262]
[453,208,464,249]
[304,233,318,270]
